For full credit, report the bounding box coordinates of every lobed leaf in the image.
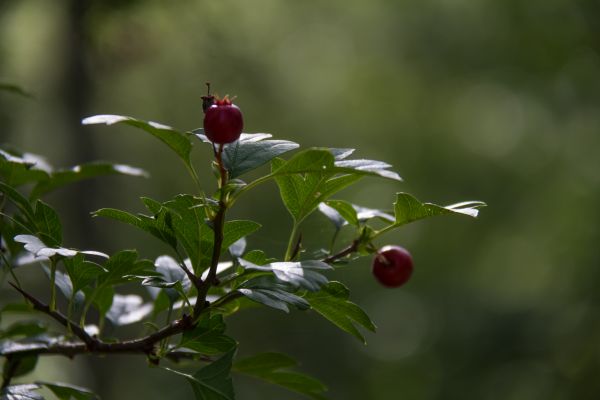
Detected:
[98,250,154,287]
[271,149,400,224]
[63,255,106,294]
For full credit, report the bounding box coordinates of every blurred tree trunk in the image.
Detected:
[61,0,97,247]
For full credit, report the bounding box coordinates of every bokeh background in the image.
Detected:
[2,0,600,399]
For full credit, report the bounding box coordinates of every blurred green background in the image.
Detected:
[2,0,600,399]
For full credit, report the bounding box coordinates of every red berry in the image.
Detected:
[203,97,243,144]
[371,245,413,288]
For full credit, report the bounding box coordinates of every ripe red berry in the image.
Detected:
[203,97,243,144]
[371,245,413,288]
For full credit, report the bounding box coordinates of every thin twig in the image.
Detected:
[9,282,96,348]
[321,239,359,264]
[8,282,195,356]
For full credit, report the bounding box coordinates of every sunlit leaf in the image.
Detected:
[14,235,108,260]
[0,384,43,400]
[219,133,299,178]
[0,149,50,187]
[393,193,486,226]
[239,259,331,291]
[105,294,153,326]
[82,114,193,168]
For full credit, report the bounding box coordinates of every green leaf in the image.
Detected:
[241,250,272,266]
[0,384,43,400]
[38,381,98,400]
[82,115,193,168]
[92,206,177,249]
[273,156,362,223]
[33,200,62,246]
[166,349,236,400]
[63,255,106,294]
[2,356,38,380]
[30,162,147,200]
[239,259,331,292]
[234,352,327,400]
[393,193,486,226]
[86,286,114,317]
[98,250,153,287]
[304,281,376,344]
[162,195,211,272]
[270,148,399,224]
[0,149,50,187]
[219,133,299,178]
[272,149,402,181]
[354,205,394,223]
[322,200,358,227]
[178,314,236,355]
[221,220,261,251]
[0,181,36,225]
[0,321,47,339]
[0,321,46,339]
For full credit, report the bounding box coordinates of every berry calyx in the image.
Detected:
[203,95,243,144]
[201,82,215,113]
[371,245,413,288]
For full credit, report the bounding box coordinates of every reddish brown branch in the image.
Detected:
[194,144,228,317]
[322,239,359,264]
